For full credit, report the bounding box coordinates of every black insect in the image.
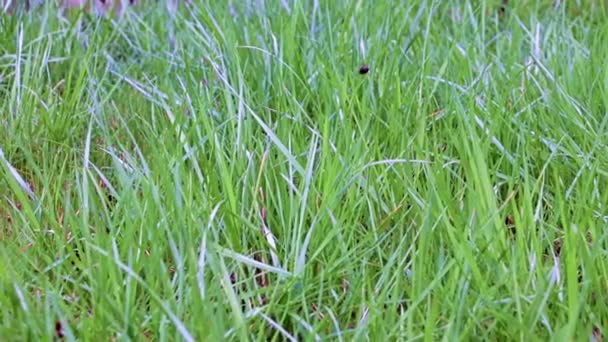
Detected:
[499,0,508,16]
[55,321,65,339]
[359,64,370,74]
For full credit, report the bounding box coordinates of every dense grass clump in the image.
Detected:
[1,1,608,340]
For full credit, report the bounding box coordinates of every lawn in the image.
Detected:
[1,0,607,340]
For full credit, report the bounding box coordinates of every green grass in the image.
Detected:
[1,0,608,340]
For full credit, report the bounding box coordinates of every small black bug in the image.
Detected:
[359,64,370,74]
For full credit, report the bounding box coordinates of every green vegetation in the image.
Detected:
[1,1,607,340]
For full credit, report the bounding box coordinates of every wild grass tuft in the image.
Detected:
[1,1,607,340]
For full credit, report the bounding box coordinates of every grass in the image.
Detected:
[1,0,608,340]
